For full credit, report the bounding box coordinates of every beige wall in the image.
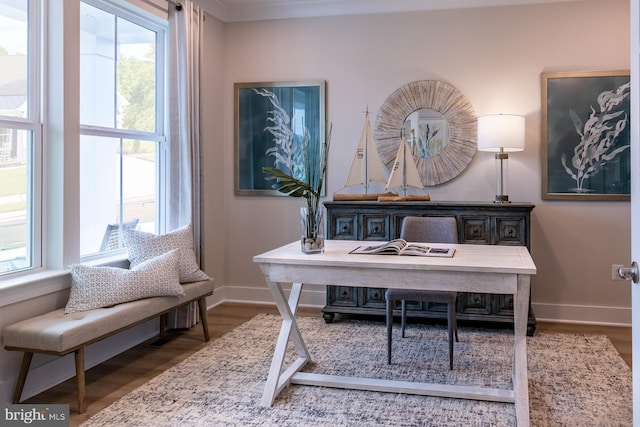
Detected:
[200,14,226,296]
[204,0,632,323]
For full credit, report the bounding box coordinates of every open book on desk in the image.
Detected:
[350,239,455,257]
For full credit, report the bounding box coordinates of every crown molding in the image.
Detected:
[197,0,580,23]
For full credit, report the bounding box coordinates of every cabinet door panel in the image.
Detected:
[495,217,526,246]
[362,215,389,240]
[460,216,490,244]
[333,215,357,240]
[493,294,515,316]
[327,286,358,307]
[361,287,386,309]
[458,292,491,315]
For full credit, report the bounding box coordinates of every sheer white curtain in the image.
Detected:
[167,0,203,238]
[167,0,204,328]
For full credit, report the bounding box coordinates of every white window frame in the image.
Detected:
[79,0,167,260]
[0,0,43,277]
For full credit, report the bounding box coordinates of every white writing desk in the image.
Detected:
[253,240,536,426]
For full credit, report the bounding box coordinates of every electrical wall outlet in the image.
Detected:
[612,264,625,281]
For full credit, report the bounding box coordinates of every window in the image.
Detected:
[0,0,42,275]
[0,0,166,275]
[79,0,165,257]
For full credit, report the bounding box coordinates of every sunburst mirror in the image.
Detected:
[374,80,477,186]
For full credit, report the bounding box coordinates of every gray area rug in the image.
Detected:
[82,314,632,426]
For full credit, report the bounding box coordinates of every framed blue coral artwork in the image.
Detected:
[542,70,630,201]
[234,81,326,196]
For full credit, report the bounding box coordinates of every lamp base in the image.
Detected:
[494,195,510,203]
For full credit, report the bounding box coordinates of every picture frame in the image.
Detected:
[234,81,326,196]
[541,70,630,201]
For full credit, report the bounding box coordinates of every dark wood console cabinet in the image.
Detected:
[323,201,536,335]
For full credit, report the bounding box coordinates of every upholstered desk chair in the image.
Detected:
[99,218,139,252]
[385,216,459,369]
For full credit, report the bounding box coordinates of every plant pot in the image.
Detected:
[300,206,324,254]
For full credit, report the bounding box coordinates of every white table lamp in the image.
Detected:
[477,114,525,203]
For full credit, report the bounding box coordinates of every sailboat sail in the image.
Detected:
[343,110,388,193]
[385,135,424,196]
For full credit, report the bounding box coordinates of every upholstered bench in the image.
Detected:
[4,223,213,413]
[4,278,213,413]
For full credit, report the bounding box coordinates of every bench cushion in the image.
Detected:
[3,279,213,354]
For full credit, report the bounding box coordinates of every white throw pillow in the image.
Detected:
[65,249,185,314]
[123,223,210,284]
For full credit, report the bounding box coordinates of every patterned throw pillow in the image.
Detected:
[65,250,184,314]
[123,223,210,284]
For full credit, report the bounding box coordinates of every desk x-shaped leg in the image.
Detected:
[260,281,311,407]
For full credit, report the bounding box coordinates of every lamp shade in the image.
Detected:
[477,114,525,152]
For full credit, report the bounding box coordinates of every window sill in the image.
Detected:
[0,269,70,308]
[0,253,129,308]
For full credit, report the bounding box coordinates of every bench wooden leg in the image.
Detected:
[159,313,168,338]
[74,348,86,414]
[12,352,33,404]
[198,297,210,341]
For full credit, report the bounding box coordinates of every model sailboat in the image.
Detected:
[379,133,431,202]
[333,108,391,201]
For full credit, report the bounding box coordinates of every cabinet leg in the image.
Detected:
[322,312,335,323]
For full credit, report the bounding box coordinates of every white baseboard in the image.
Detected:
[531,302,631,326]
[213,284,326,308]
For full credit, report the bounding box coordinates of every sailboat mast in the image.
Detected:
[363,108,369,194]
[402,132,408,196]
[402,144,407,196]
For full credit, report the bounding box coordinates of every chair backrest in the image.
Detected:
[99,218,140,252]
[400,216,458,244]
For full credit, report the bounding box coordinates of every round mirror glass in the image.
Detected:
[404,109,449,158]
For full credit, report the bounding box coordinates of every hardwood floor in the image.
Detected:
[19,302,631,426]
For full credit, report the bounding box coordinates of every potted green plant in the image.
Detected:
[263,124,332,254]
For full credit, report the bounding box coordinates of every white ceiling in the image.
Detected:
[200,0,581,23]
